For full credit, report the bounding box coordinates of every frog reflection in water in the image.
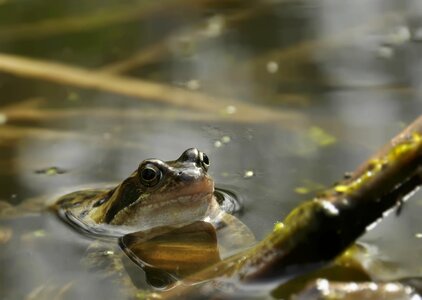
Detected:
[52,148,254,247]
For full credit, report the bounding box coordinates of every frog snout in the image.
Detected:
[176,169,202,182]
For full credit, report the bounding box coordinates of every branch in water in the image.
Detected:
[241,115,422,281]
[159,115,422,298]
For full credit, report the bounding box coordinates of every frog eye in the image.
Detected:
[199,152,210,171]
[139,164,162,187]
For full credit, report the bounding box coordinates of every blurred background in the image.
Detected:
[0,0,421,299]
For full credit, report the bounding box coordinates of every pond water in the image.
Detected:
[0,0,421,299]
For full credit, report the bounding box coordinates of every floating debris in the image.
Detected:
[415,233,422,239]
[266,61,279,74]
[214,140,222,148]
[214,136,231,148]
[295,180,326,195]
[387,26,411,46]
[308,126,336,147]
[186,79,200,90]
[0,227,12,244]
[243,170,254,178]
[221,135,231,144]
[22,229,47,242]
[35,166,67,176]
[204,15,225,38]
[294,187,310,194]
[0,113,7,125]
[377,45,394,59]
[33,229,46,238]
[224,105,237,115]
[103,250,115,256]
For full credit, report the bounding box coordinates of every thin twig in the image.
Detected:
[0,125,147,150]
[2,106,301,125]
[0,53,303,125]
[99,2,270,74]
[0,0,208,41]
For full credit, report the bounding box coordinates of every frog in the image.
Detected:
[47,148,257,290]
[50,148,255,250]
[0,148,257,298]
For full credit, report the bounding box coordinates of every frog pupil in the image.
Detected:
[142,168,157,181]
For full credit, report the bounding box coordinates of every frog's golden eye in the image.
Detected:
[139,164,162,187]
[199,152,210,171]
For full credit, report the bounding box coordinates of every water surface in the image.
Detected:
[0,0,421,299]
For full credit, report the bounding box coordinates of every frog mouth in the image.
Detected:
[139,178,215,207]
[99,176,214,225]
[102,178,214,226]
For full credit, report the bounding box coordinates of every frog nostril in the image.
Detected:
[177,171,196,182]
